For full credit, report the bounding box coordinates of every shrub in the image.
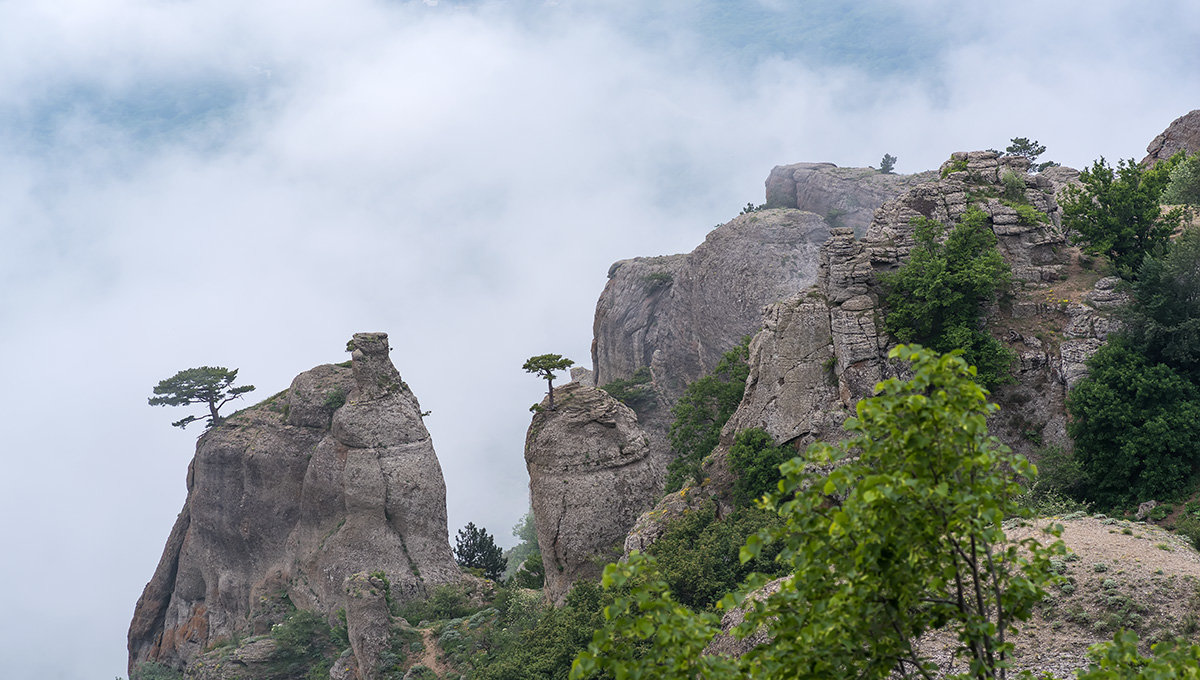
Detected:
[323,386,346,410]
[878,153,897,174]
[455,522,507,580]
[131,662,183,680]
[1067,336,1200,509]
[1059,155,1184,277]
[1162,153,1200,205]
[727,428,792,508]
[1001,169,1027,202]
[600,366,656,413]
[879,207,1014,388]
[663,338,751,493]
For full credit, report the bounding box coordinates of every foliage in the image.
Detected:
[269,609,343,679]
[1123,229,1200,379]
[1012,447,1092,516]
[879,153,897,174]
[642,271,673,290]
[1004,137,1047,170]
[740,202,766,214]
[942,156,969,178]
[512,552,546,589]
[1011,203,1048,226]
[1060,155,1184,277]
[1077,630,1200,679]
[502,511,540,581]
[573,346,1064,680]
[323,386,346,411]
[397,584,474,625]
[148,366,256,429]
[524,354,575,410]
[455,522,507,580]
[1001,169,1027,202]
[644,499,786,611]
[451,580,612,680]
[727,428,793,508]
[1067,335,1200,509]
[879,207,1015,388]
[663,338,752,493]
[1161,153,1200,206]
[130,662,183,680]
[599,366,656,413]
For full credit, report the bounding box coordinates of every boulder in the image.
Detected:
[524,382,658,604]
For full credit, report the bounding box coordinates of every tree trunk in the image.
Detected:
[547,379,555,410]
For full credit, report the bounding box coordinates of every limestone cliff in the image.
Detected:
[1143,108,1200,166]
[128,333,460,676]
[626,151,1122,552]
[764,162,937,235]
[523,382,658,604]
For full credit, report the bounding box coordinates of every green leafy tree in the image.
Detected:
[879,153,897,174]
[880,207,1014,388]
[663,338,751,493]
[572,346,1064,680]
[1066,336,1200,509]
[148,366,256,429]
[455,522,508,580]
[523,354,574,410]
[1161,152,1200,206]
[1124,228,1200,377]
[502,511,540,581]
[599,366,655,413]
[1060,155,1184,276]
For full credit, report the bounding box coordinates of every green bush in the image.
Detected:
[600,366,656,413]
[130,662,183,680]
[1162,153,1200,206]
[1067,336,1200,509]
[879,207,1014,388]
[1001,169,1027,202]
[1060,154,1184,277]
[1174,516,1200,552]
[270,609,343,678]
[727,428,792,508]
[397,584,475,625]
[663,338,751,493]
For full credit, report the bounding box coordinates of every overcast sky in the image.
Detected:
[1,1,1198,678]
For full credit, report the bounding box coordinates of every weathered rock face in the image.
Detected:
[764,162,937,235]
[1143,109,1200,166]
[627,151,1122,551]
[524,382,657,604]
[591,209,831,403]
[129,333,460,676]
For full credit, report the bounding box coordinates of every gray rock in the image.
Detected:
[765,162,937,235]
[1143,109,1200,166]
[524,382,659,604]
[1135,500,1159,521]
[129,333,460,675]
[344,573,393,680]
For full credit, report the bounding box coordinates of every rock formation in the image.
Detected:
[1143,109,1200,166]
[627,150,1123,552]
[128,332,460,676]
[523,381,658,604]
[764,162,937,235]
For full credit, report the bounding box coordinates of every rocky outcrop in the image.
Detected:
[627,151,1123,552]
[524,382,658,604]
[764,163,937,235]
[129,333,460,676]
[1143,109,1200,166]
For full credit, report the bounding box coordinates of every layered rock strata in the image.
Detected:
[524,382,657,604]
[129,333,460,676]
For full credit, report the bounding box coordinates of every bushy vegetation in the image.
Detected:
[1060,155,1184,277]
[663,338,751,493]
[1068,229,1200,510]
[502,511,543,586]
[879,207,1014,388]
[599,366,656,413]
[726,428,792,508]
[574,346,1065,680]
[130,662,183,680]
[1162,152,1200,206]
[269,608,346,679]
[643,499,786,611]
